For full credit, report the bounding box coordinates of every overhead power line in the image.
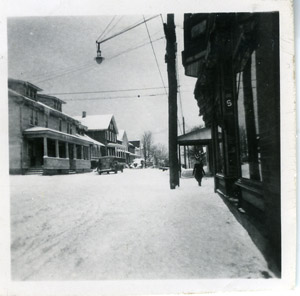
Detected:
[107,36,164,60]
[60,92,167,101]
[143,15,167,96]
[49,86,167,96]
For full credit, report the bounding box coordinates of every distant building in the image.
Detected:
[74,112,127,165]
[129,140,142,160]
[117,130,129,164]
[8,78,98,175]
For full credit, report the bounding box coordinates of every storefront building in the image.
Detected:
[182,13,280,272]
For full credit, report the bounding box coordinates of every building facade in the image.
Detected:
[74,113,127,166]
[182,13,281,272]
[8,78,95,175]
[117,130,129,164]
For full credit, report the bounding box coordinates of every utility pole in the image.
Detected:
[164,14,179,189]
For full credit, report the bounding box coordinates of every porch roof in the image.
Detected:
[23,127,94,146]
[107,142,126,149]
[80,134,105,147]
[177,127,211,146]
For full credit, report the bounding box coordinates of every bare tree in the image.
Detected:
[141,131,153,167]
[152,143,168,166]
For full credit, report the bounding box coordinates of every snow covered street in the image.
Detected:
[10,168,273,280]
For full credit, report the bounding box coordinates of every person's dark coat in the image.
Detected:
[193,162,205,185]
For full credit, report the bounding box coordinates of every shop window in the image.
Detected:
[236,51,262,181]
[216,125,225,174]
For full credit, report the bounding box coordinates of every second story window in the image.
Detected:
[70,124,73,134]
[34,110,38,125]
[45,115,48,128]
[30,109,34,125]
[59,119,62,132]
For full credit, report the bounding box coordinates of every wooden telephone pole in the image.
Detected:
[164,14,179,189]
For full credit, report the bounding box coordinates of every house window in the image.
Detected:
[236,51,262,181]
[67,122,71,134]
[45,115,48,128]
[70,124,73,134]
[59,119,62,132]
[34,110,38,125]
[30,109,34,125]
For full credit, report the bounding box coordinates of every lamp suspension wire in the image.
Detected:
[102,15,124,39]
[96,16,117,42]
[97,15,160,44]
[142,15,167,96]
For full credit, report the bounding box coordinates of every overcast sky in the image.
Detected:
[7,14,203,146]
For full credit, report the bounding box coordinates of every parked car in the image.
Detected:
[97,156,124,175]
[130,158,145,169]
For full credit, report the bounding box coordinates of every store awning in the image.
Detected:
[177,127,211,146]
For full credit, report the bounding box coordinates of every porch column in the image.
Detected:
[65,142,69,159]
[55,140,59,158]
[43,137,48,157]
[81,146,84,159]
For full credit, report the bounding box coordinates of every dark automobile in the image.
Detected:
[97,156,124,175]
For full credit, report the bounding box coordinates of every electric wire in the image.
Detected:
[107,36,164,60]
[49,86,167,96]
[97,15,160,44]
[96,16,117,42]
[34,63,97,84]
[142,15,167,96]
[60,92,167,101]
[102,16,124,39]
[31,61,95,83]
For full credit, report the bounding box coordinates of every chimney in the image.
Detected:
[82,111,86,118]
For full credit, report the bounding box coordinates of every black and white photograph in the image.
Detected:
[0,0,297,295]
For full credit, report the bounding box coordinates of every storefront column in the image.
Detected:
[73,144,77,159]
[43,137,48,157]
[55,140,59,158]
[65,142,69,159]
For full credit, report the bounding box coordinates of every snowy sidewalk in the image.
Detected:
[10,169,273,280]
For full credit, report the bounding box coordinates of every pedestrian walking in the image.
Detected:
[193,160,205,186]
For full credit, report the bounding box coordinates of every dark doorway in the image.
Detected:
[28,138,44,167]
